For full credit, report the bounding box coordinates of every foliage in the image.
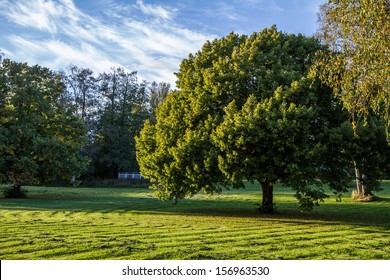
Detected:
[137,89,226,200]
[93,68,150,178]
[149,81,171,124]
[0,59,88,196]
[60,66,163,180]
[316,0,390,138]
[315,0,390,198]
[212,80,337,212]
[136,26,347,212]
[61,65,100,137]
[0,55,168,184]
[328,117,390,195]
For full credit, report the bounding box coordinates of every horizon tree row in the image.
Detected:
[59,65,171,180]
[0,55,171,197]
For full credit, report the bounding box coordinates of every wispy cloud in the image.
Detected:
[7,35,120,72]
[135,0,176,21]
[204,1,243,22]
[1,0,61,33]
[267,1,284,13]
[0,0,320,84]
[0,0,213,84]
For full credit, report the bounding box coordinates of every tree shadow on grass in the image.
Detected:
[2,199,389,231]
[373,196,390,202]
[1,186,389,229]
[167,203,390,229]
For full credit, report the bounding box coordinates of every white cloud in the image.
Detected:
[204,1,243,22]
[135,0,176,21]
[1,0,61,33]
[0,0,214,85]
[8,35,121,73]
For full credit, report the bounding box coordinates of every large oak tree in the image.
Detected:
[136,27,347,212]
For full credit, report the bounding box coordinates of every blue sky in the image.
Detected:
[0,0,325,85]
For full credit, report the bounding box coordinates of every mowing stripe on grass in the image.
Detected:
[1,182,389,259]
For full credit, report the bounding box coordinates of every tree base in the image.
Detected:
[351,190,375,202]
[257,203,277,214]
[2,186,28,198]
[259,180,276,214]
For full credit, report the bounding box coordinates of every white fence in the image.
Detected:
[118,172,144,180]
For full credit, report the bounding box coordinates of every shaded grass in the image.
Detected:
[0,182,389,260]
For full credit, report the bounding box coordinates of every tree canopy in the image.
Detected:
[93,67,150,178]
[315,0,390,198]
[58,65,170,180]
[0,59,88,197]
[316,0,390,138]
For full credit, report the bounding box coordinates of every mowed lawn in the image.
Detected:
[0,182,389,260]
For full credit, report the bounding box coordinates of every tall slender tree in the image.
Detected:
[316,0,389,133]
[63,65,100,134]
[315,0,390,198]
[95,68,149,178]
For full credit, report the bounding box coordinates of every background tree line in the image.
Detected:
[59,65,171,180]
[1,56,171,197]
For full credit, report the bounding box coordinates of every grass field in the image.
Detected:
[0,182,389,260]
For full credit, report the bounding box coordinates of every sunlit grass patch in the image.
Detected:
[0,181,389,259]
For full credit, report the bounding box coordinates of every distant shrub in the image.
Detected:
[2,186,28,198]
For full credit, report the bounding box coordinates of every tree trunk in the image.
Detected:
[351,122,367,199]
[259,180,274,213]
[353,160,365,198]
[13,185,22,197]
